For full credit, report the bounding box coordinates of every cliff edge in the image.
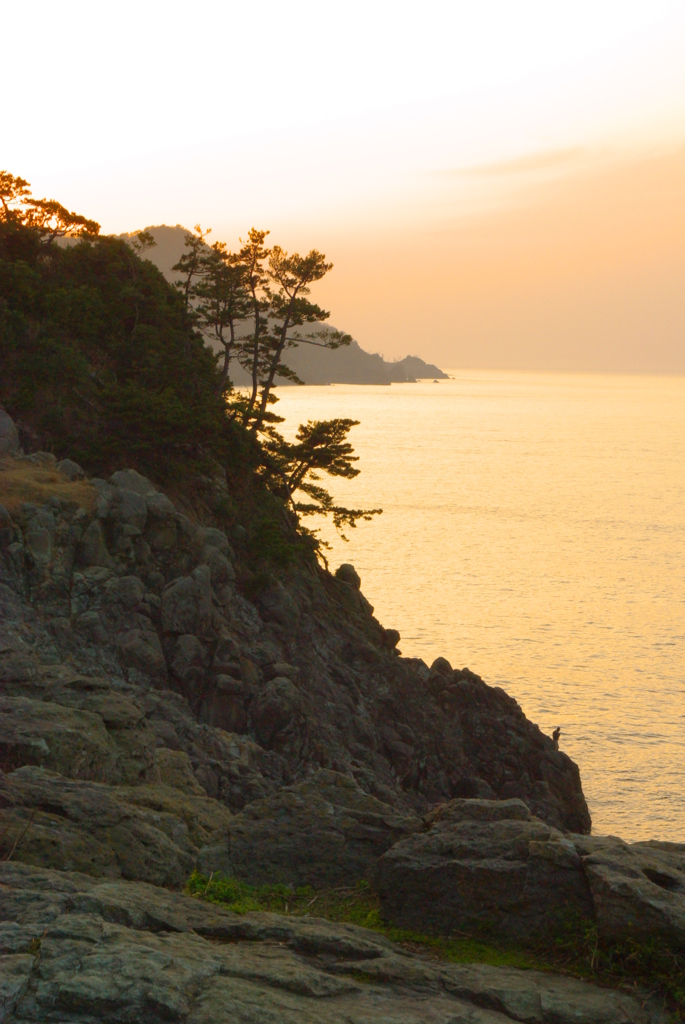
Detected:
[1,422,682,1021]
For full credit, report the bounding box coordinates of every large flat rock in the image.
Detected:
[376,799,594,940]
[0,862,668,1024]
[377,799,685,948]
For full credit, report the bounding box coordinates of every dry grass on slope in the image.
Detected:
[0,457,96,515]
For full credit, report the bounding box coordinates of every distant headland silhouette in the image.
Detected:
[119,225,449,387]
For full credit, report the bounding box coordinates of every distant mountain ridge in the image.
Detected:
[120,225,449,385]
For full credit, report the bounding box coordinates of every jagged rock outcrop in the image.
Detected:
[0,411,680,1012]
[0,765,204,887]
[574,833,685,946]
[376,798,685,948]
[0,448,591,847]
[0,861,669,1024]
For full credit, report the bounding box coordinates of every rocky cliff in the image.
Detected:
[2,423,683,1021]
[0,446,590,888]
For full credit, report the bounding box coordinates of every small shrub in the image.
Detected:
[185,873,538,970]
[248,518,298,567]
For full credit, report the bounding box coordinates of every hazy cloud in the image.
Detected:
[446,147,587,178]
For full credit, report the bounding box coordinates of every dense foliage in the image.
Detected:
[0,171,380,551]
[0,217,234,478]
[173,225,350,430]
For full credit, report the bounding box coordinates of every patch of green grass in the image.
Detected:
[186,872,685,1019]
[185,873,539,971]
[185,872,305,915]
[548,922,685,1015]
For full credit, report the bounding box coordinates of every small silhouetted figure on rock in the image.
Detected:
[552,727,561,749]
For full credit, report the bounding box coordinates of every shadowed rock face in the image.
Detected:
[0,861,669,1024]
[376,799,593,940]
[0,406,21,456]
[0,450,591,847]
[376,799,685,948]
[217,769,421,887]
[0,411,680,1007]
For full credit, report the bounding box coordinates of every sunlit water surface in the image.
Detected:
[273,372,685,841]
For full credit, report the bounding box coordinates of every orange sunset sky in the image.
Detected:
[5,0,685,370]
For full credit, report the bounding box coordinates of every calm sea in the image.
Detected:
[274,372,685,842]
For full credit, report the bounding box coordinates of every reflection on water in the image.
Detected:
[274,371,685,841]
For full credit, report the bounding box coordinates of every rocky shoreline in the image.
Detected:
[0,860,671,1024]
[1,408,683,1021]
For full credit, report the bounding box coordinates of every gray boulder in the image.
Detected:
[258,581,300,629]
[334,564,375,617]
[146,490,176,518]
[108,486,148,531]
[0,860,669,1024]
[201,544,235,594]
[425,796,530,826]
[576,834,685,946]
[377,799,685,949]
[0,743,232,887]
[77,519,114,569]
[0,695,117,781]
[22,509,56,567]
[335,563,361,589]
[20,451,57,466]
[200,675,247,734]
[109,468,157,495]
[377,798,594,940]
[0,687,157,788]
[197,526,234,560]
[249,676,307,756]
[117,628,168,686]
[224,770,421,887]
[161,566,213,636]
[56,458,85,481]
[170,634,207,700]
